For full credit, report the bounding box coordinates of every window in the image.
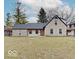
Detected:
[36,30,38,34]
[55,20,57,25]
[59,29,62,34]
[19,33,21,35]
[29,30,32,34]
[50,29,53,34]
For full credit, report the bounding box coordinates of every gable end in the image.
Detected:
[44,15,67,28]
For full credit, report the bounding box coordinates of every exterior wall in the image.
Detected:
[45,19,67,36]
[12,29,41,36]
[12,30,27,36]
[27,30,40,36]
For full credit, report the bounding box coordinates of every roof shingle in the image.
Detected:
[13,23,47,29]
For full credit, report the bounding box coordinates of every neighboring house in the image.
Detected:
[4,26,12,36]
[12,15,75,36]
[67,21,75,36]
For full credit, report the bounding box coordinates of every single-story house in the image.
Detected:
[12,15,75,36]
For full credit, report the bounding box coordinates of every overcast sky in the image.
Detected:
[4,0,75,23]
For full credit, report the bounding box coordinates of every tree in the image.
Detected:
[5,13,12,26]
[38,8,48,23]
[14,2,28,24]
[47,6,75,23]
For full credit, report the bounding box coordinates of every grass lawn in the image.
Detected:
[4,36,75,59]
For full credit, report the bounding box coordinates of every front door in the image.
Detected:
[40,30,44,36]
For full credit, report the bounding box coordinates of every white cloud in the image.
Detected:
[27,17,38,23]
[19,0,63,8]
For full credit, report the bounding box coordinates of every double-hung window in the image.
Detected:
[59,29,62,34]
[50,29,53,34]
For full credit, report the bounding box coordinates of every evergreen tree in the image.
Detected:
[38,8,48,23]
[14,2,28,24]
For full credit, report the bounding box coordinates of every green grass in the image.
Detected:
[4,36,75,59]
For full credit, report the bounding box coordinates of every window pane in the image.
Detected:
[36,30,38,34]
[55,20,57,25]
[50,29,53,34]
[59,29,62,34]
[29,30,32,34]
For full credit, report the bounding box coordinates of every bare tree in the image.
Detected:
[47,6,75,23]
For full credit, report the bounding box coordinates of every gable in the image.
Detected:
[44,15,67,28]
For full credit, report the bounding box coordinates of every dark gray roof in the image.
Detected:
[13,23,47,29]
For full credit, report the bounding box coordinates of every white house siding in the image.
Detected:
[45,19,67,36]
[12,30,27,36]
[28,30,40,36]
